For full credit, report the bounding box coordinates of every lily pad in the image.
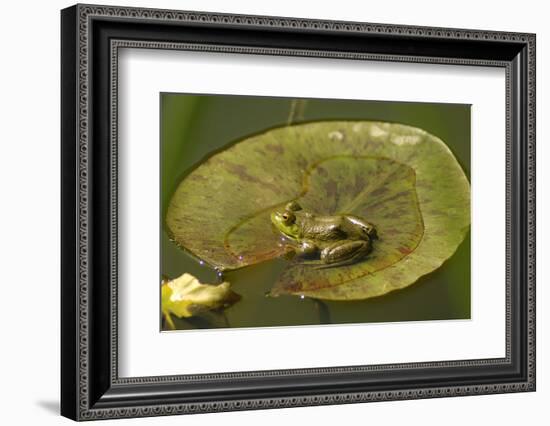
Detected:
[161,273,240,329]
[166,121,470,300]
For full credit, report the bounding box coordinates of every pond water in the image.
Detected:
[161,94,471,330]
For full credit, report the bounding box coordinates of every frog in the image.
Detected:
[270,201,378,267]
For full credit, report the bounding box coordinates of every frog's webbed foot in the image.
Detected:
[319,239,371,268]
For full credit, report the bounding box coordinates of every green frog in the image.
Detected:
[270,201,377,267]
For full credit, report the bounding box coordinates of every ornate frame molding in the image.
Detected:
[61,4,535,421]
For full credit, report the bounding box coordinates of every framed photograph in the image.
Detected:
[61,4,536,420]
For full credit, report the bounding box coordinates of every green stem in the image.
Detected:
[287,99,308,125]
[163,312,176,330]
[314,299,331,324]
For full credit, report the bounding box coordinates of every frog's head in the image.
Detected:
[270,201,302,239]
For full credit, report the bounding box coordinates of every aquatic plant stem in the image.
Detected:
[287,99,308,125]
[164,313,176,330]
[314,299,331,324]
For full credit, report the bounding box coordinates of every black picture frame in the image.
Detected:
[61,3,536,421]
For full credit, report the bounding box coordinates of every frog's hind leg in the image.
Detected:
[318,240,371,268]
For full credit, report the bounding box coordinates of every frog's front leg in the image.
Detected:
[320,239,371,266]
[281,240,319,261]
[295,240,319,259]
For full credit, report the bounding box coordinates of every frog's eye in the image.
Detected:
[281,212,295,224]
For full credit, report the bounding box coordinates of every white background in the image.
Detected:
[0,0,547,425]
[119,50,505,377]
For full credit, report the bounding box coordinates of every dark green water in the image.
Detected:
[161,94,471,330]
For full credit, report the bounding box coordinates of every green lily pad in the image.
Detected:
[166,121,470,300]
